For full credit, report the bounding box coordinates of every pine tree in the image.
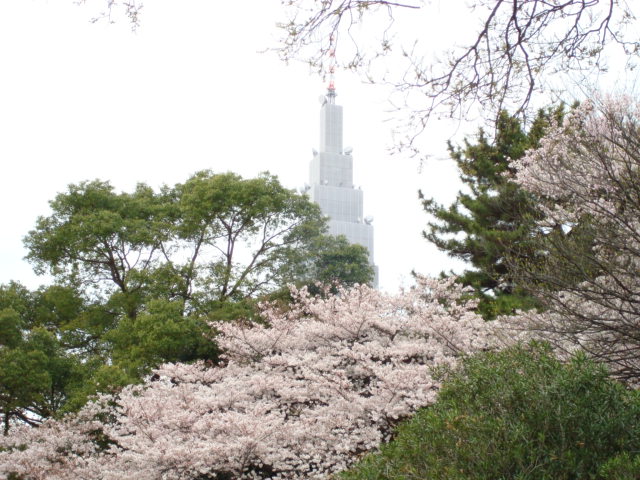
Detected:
[421,109,561,319]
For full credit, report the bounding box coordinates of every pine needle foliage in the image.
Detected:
[421,109,562,318]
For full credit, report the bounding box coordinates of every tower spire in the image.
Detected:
[327,35,337,103]
[327,81,336,103]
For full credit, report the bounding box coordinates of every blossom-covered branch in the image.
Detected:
[1,279,502,479]
[511,95,640,381]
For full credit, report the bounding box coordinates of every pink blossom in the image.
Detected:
[511,94,640,380]
[0,279,502,479]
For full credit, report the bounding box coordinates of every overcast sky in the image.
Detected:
[0,0,478,292]
[6,0,631,293]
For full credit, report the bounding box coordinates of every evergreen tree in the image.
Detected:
[421,109,561,319]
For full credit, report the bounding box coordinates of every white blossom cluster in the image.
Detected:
[512,96,640,227]
[0,278,501,479]
[511,95,640,380]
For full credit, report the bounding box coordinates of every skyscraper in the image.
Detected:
[308,86,378,286]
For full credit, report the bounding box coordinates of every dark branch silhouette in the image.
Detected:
[277,1,639,144]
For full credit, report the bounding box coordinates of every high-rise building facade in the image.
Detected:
[308,86,378,285]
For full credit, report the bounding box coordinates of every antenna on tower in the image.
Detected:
[327,34,337,102]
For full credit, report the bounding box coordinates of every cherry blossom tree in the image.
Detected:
[510,95,640,381]
[0,278,501,480]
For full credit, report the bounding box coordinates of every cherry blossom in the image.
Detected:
[1,278,500,479]
[511,95,640,381]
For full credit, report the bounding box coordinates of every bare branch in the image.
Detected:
[277,0,640,148]
[76,0,143,28]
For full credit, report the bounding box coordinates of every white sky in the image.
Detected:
[8,0,632,294]
[0,0,475,293]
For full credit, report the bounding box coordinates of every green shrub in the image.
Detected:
[598,452,640,479]
[341,343,640,480]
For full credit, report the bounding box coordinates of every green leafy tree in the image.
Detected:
[297,235,374,297]
[309,235,374,287]
[104,299,218,378]
[24,171,329,317]
[421,109,561,318]
[172,170,326,308]
[0,297,86,434]
[342,343,640,480]
[25,180,168,320]
[17,170,375,413]
[208,234,375,320]
[0,308,23,349]
[0,283,120,421]
[0,344,49,435]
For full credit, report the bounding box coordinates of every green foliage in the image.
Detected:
[422,110,562,318]
[24,181,166,317]
[0,282,32,320]
[315,237,372,288]
[174,171,327,304]
[309,235,374,287]
[106,299,218,377]
[0,283,123,430]
[0,283,89,431]
[24,329,86,415]
[61,363,137,414]
[0,311,88,431]
[342,344,640,480]
[23,171,340,317]
[20,171,329,380]
[0,346,50,434]
[598,453,640,479]
[3,170,375,430]
[30,284,86,331]
[25,171,374,316]
[0,309,23,349]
